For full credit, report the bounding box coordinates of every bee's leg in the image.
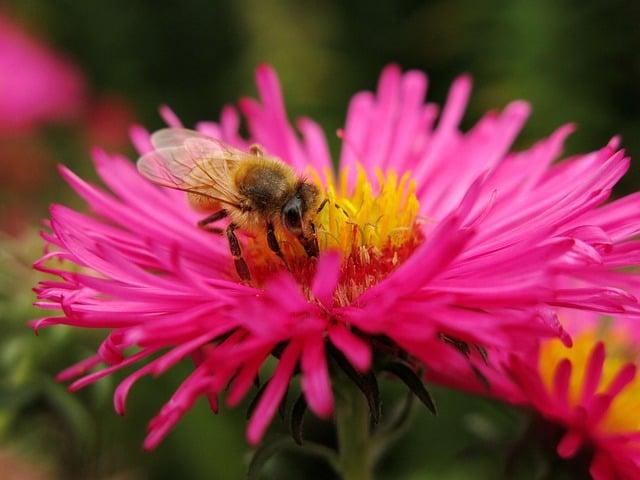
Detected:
[226,223,251,282]
[266,221,289,269]
[198,210,227,235]
[298,222,319,258]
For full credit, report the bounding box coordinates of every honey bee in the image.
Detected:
[137,128,323,281]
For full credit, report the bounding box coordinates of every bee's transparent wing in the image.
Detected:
[137,128,246,206]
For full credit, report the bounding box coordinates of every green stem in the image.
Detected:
[335,374,374,480]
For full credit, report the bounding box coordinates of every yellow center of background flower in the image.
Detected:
[538,325,640,435]
[247,165,422,305]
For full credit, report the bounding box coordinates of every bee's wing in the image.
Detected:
[137,128,247,207]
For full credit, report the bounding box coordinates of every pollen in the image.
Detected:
[246,165,422,305]
[538,325,640,435]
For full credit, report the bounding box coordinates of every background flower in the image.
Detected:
[0,13,86,132]
[501,311,640,480]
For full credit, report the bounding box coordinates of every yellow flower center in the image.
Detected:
[538,324,640,434]
[246,165,422,305]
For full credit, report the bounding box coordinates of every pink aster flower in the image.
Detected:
[506,314,640,480]
[34,64,640,463]
[0,12,86,132]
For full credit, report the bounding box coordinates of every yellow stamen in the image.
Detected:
[311,165,420,254]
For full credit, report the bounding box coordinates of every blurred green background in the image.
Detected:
[1,1,638,478]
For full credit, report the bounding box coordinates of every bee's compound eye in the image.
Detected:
[283,202,302,232]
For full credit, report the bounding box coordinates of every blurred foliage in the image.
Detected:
[1,0,639,478]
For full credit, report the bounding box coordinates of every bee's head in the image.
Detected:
[282,182,321,256]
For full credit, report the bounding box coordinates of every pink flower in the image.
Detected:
[85,95,136,150]
[507,320,640,480]
[34,64,640,449]
[0,12,86,132]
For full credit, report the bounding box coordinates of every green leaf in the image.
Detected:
[246,435,339,479]
[278,384,288,421]
[382,361,437,415]
[290,393,307,445]
[246,435,291,480]
[329,345,380,424]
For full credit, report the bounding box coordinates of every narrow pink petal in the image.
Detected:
[247,341,301,445]
[339,91,374,183]
[226,346,272,407]
[195,120,221,139]
[129,124,153,154]
[581,342,605,402]
[143,369,212,450]
[69,348,159,391]
[605,363,637,397]
[384,69,428,170]
[219,105,248,149]
[300,335,334,418]
[588,394,613,425]
[114,361,156,416]
[328,324,371,372]
[361,64,402,170]
[412,74,472,186]
[56,355,102,382]
[553,358,572,411]
[158,104,183,127]
[438,74,472,134]
[151,332,217,376]
[557,429,583,458]
[311,251,341,306]
[297,116,332,173]
[252,64,306,170]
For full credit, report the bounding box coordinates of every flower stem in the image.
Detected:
[335,374,374,480]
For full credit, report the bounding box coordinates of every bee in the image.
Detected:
[137,128,323,281]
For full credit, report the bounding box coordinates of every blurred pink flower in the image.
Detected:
[85,94,136,150]
[507,322,640,480]
[34,64,640,448]
[0,12,86,132]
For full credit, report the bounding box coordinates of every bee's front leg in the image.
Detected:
[226,223,251,282]
[298,222,319,258]
[266,221,289,270]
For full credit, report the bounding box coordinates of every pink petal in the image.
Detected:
[247,341,302,445]
[300,335,334,418]
[311,251,341,306]
[158,104,183,127]
[553,358,572,410]
[581,342,605,402]
[557,429,583,458]
[328,324,372,372]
